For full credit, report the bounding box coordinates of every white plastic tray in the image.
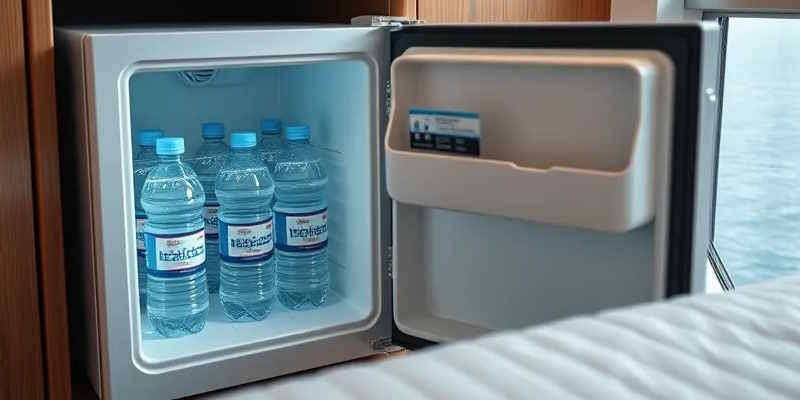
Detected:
[385,47,674,232]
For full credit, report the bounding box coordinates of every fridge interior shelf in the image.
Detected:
[385,47,675,232]
[139,292,369,368]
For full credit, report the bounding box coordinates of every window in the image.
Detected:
[712,16,800,287]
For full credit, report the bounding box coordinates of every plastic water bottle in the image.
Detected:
[142,137,209,337]
[216,132,276,321]
[192,122,228,294]
[257,118,283,173]
[273,124,329,310]
[133,129,163,312]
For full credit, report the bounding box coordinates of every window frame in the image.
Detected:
[689,0,800,13]
[704,14,733,290]
[700,7,800,290]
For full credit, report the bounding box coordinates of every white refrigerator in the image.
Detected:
[56,19,721,399]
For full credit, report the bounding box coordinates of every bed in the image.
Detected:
[216,276,800,399]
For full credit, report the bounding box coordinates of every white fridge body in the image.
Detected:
[56,22,720,399]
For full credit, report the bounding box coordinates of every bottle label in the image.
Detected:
[145,228,206,275]
[135,215,147,256]
[275,208,328,252]
[203,202,220,238]
[219,218,274,262]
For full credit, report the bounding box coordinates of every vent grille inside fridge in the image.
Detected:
[177,69,218,86]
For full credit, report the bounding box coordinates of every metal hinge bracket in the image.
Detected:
[385,245,393,279]
[351,15,424,30]
[371,337,403,352]
[385,79,392,118]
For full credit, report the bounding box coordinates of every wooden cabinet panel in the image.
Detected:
[391,0,417,19]
[418,0,611,22]
[23,0,72,398]
[0,0,46,398]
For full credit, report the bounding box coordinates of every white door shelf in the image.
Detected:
[385,47,675,232]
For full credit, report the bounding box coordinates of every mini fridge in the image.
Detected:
[56,18,721,399]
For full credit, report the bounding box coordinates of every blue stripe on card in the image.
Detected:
[409,107,479,118]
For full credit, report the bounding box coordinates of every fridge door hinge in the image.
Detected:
[385,245,393,279]
[385,79,392,118]
[371,337,402,352]
[351,15,424,30]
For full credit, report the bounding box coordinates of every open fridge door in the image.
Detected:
[384,23,721,346]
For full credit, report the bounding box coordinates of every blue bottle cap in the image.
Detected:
[260,118,282,135]
[285,124,310,141]
[138,129,164,146]
[156,137,185,155]
[230,131,257,149]
[202,122,225,139]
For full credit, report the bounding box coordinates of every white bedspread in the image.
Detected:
[224,276,800,399]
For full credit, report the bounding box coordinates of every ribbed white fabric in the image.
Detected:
[223,276,800,399]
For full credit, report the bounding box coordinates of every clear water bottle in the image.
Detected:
[273,124,329,310]
[216,132,276,321]
[257,118,283,173]
[192,122,228,294]
[133,129,164,312]
[142,137,209,337]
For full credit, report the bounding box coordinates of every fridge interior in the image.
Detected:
[127,59,380,366]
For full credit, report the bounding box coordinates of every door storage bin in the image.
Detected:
[385,47,674,232]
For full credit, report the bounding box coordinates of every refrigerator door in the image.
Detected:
[57,25,393,399]
[386,23,721,346]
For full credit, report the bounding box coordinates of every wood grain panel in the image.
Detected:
[391,0,418,19]
[23,0,72,398]
[0,0,46,398]
[419,0,465,22]
[418,0,611,22]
